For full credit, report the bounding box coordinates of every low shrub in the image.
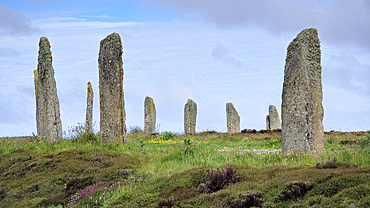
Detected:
[359,132,370,147]
[157,196,174,208]
[316,158,338,169]
[241,129,257,134]
[163,132,174,140]
[277,181,313,201]
[183,138,193,145]
[67,181,124,207]
[231,191,264,208]
[64,123,87,140]
[64,123,99,143]
[0,186,6,200]
[74,131,99,144]
[129,126,143,134]
[66,178,84,197]
[40,194,65,207]
[198,166,237,194]
[340,140,357,145]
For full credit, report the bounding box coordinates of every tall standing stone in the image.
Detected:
[184,99,197,134]
[34,37,62,143]
[99,33,127,143]
[266,105,281,130]
[86,82,93,132]
[226,102,240,134]
[281,28,325,155]
[144,96,156,134]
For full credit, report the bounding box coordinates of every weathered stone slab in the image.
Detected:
[144,96,156,134]
[86,82,93,132]
[281,28,325,155]
[99,33,127,143]
[226,102,240,134]
[184,99,197,134]
[266,105,281,130]
[34,37,62,143]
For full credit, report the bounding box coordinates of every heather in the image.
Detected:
[0,129,369,207]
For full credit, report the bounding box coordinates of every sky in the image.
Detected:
[0,0,369,136]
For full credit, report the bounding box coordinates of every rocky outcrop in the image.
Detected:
[184,99,197,134]
[86,82,93,132]
[144,96,156,134]
[34,37,62,143]
[281,28,325,155]
[99,33,127,143]
[226,102,240,134]
[266,105,281,130]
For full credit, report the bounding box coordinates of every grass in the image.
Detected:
[0,129,369,207]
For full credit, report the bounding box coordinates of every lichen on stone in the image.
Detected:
[86,82,93,132]
[281,28,325,155]
[266,105,281,131]
[35,37,62,143]
[226,102,240,134]
[99,32,127,143]
[144,96,156,134]
[184,99,197,134]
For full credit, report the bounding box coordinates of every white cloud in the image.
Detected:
[212,42,244,68]
[0,3,40,35]
[144,0,370,50]
[323,53,370,96]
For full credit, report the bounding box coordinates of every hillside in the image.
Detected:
[0,130,369,207]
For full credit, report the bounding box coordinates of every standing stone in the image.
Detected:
[99,33,127,143]
[144,96,156,134]
[86,82,93,132]
[266,105,281,130]
[34,37,62,143]
[184,99,197,134]
[266,115,270,131]
[226,102,240,134]
[281,28,325,155]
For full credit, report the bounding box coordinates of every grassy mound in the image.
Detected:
[0,147,140,207]
[0,130,369,207]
